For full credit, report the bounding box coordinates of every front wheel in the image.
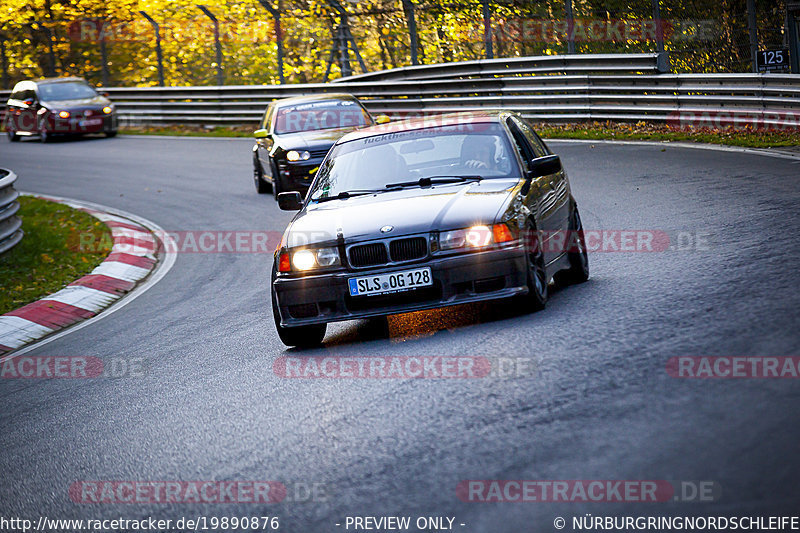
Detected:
[555,204,589,286]
[39,119,52,143]
[271,163,284,200]
[512,221,548,313]
[105,130,117,138]
[7,128,19,142]
[254,159,271,194]
[271,271,326,348]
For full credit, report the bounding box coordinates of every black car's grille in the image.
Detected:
[349,243,388,267]
[309,148,330,159]
[389,237,427,262]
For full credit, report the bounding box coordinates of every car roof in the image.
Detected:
[35,77,89,86]
[337,109,511,143]
[272,93,358,108]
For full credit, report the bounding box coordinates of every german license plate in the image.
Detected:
[348,267,432,297]
[80,118,102,127]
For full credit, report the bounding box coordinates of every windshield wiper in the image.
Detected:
[385,175,483,189]
[313,190,382,203]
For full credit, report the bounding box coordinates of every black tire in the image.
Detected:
[105,130,117,138]
[512,221,548,313]
[271,268,326,348]
[254,158,271,194]
[39,121,51,143]
[271,161,284,200]
[555,204,589,286]
[7,128,19,142]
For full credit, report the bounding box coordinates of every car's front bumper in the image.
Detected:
[277,159,322,193]
[273,245,528,327]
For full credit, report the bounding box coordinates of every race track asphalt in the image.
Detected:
[1,134,799,531]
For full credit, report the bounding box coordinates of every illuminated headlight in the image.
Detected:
[291,247,341,271]
[439,224,514,251]
[58,111,70,119]
[286,150,311,162]
[102,106,113,114]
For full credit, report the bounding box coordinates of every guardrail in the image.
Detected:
[0,169,23,255]
[333,52,670,82]
[1,54,798,129]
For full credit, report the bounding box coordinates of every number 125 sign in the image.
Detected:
[757,49,790,73]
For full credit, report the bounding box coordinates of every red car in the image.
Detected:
[5,77,117,142]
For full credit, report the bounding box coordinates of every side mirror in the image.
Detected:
[254,128,269,138]
[374,114,391,125]
[278,191,303,211]
[22,99,35,106]
[521,155,562,195]
[101,91,111,98]
[528,154,562,177]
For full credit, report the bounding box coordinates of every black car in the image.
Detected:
[270,110,589,347]
[5,77,117,142]
[252,93,386,198]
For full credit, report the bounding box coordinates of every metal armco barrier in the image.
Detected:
[1,54,798,128]
[0,169,23,255]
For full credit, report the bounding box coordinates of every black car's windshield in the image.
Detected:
[309,123,520,202]
[274,100,371,134]
[39,81,98,101]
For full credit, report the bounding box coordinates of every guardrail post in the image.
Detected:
[747,0,758,73]
[481,0,493,60]
[326,0,367,75]
[564,0,575,54]
[197,5,225,86]
[98,19,110,87]
[651,0,665,55]
[0,35,9,90]
[27,21,56,76]
[256,0,285,84]
[139,11,165,86]
[401,0,420,65]
[789,3,800,73]
[0,169,23,256]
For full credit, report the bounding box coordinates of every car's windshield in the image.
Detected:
[308,123,520,201]
[274,100,371,134]
[39,81,98,101]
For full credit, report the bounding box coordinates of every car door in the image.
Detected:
[256,104,276,180]
[505,117,560,265]
[513,116,571,234]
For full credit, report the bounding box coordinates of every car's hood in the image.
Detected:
[275,126,361,150]
[285,178,520,247]
[42,95,110,110]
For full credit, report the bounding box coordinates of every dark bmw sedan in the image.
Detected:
[252,93,387,198]
[270,110,589,347]
[5,77,117,142]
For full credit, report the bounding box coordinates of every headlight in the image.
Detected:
[290,246,341,271]
[58,111,70,119]
[286,150,311,162]
[439,224,514,251]
[102,106,113,114]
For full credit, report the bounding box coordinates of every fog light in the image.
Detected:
[102,106,113,114]
[58,111,70,119]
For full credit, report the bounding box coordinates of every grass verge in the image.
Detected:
[119,122,800,149]
[0,196,112,315]
[536,121,800,149]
